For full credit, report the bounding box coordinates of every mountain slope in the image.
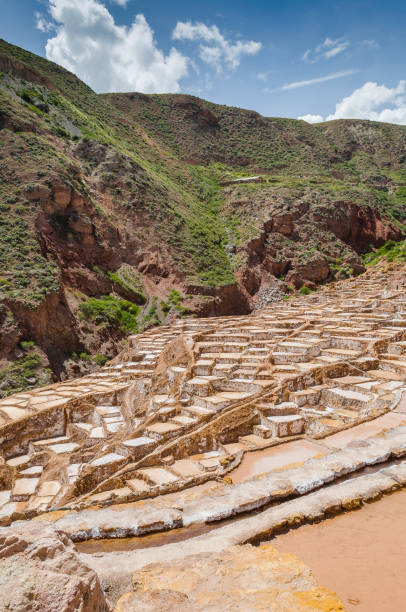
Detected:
[1,38,406,395]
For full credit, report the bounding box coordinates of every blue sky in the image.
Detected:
[1,0,405,123]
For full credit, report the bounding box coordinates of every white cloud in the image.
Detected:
[360,39,379,49]
[42,0,188,93]
[271,69,358,92]
[303,37,350,63]
[326,80,406,123]
[35,11,55,33]
[111,0,130,5]
[172,21,261,72]
[298,114,323,123]
[298,80,406,126]
[257,72,268,81]
[322,37,350,59]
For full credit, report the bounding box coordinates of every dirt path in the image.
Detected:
[271,489,406,612]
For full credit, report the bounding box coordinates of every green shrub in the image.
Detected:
[0,351,45,397]
[143,300,160,327]
[160,300,170,315]
[362,240,406,266]
[93,354,108,366]
[107,269,146,304]
[27,104,43,116]
[55,126,70,138]
[299,286,312,295]
[79,295,141,333]
[167,289,189,315]
[18,89,34,104]
[20,340,35,350]
[168,289,182,306]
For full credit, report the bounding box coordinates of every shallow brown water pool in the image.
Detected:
[271,489,406,612]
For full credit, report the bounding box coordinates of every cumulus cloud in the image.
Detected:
[302,37,350,63]
[326,80,406,123]
[298,80,406,125]
[172,21,262,71]
[298,114,323,123]
[42,0,188,93]
[110,0,130,5]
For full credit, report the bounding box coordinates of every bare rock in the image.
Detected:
[272,213,294,236]
[262,256,289,277]
[116,543,343,611]
[24,184,51,201]
[342,253,365,275]
[286,252,329,288]
[114,589,192,611]
[52,181,72,208]
[0,521,108,612]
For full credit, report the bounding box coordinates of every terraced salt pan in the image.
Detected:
[78,459,406,591]
[229,439,325,483]
[91,453,124,466]
[122,436,155,448]
[394,392,406,414]
[139,468,179,486]
[324,412,406,448]
[2,265,406,519]
[40,424,406,542]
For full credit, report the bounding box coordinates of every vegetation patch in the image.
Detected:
[79,295,141,333]
[0,349,51,398]
[142,299,160,328]
[107,264,146,303]
[362,240,406,266]
[160,290,190,317]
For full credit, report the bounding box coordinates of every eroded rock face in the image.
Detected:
[115,589,192,612]
[115,544,344,611]
[286,252,330,289]
[0,521,108,612]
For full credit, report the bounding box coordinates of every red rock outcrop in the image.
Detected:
[0,53,55,90]
[285,252,330,289]
[313,201,403,252]
[6,290,83,376]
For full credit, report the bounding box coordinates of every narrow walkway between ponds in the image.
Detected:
[271,489,406,612]
[76,454,405,555]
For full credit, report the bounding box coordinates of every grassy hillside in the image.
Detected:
[1,37,406,395]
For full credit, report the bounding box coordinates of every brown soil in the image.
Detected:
[271,489,406,612]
